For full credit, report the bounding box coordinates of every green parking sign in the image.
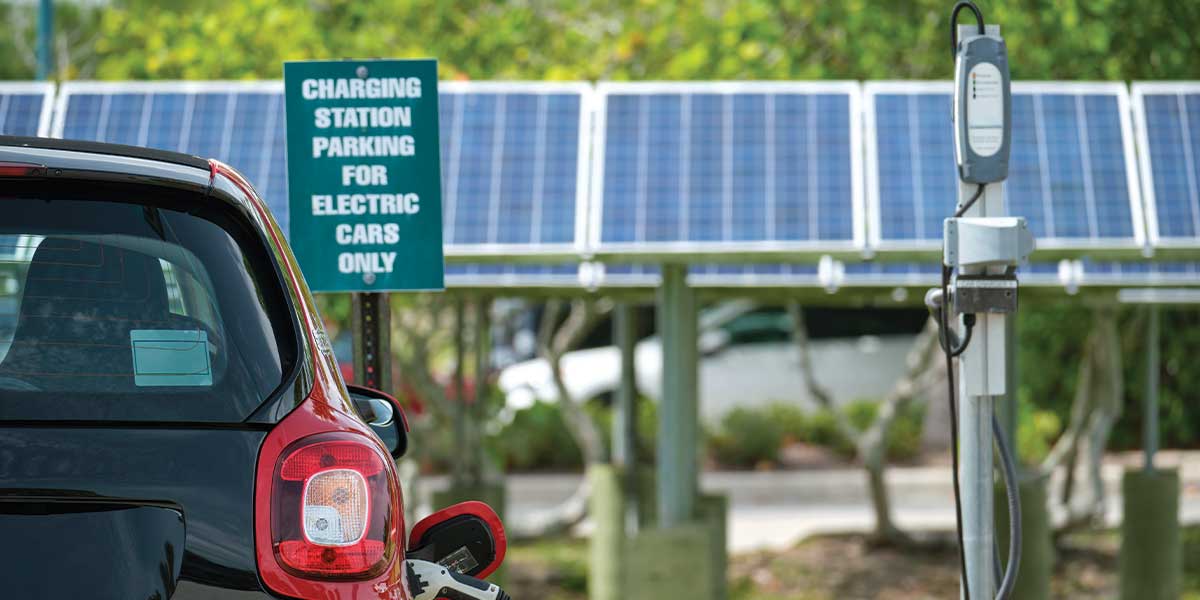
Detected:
[284,59,445,292]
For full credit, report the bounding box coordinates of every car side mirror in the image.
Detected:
[407,501,507,579]
[346,384,408,459]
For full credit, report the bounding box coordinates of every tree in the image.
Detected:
[788,304,944,546]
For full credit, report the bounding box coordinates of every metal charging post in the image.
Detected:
[955,181,1005,597]
[942,19,1033,598]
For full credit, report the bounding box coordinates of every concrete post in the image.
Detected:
[588,465,625,600]
[996,473,1053,600]
[1120,469,1181,600]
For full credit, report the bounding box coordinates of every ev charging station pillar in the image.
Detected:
[956,181,1001,598]
[1119,304,1181,600]
[656,265,698,527]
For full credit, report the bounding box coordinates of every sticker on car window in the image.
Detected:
[130,329,212,387]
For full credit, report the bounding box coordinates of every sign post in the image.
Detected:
[284,59,444,390]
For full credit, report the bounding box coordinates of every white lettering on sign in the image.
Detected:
[312,135,415,158]
[302,77,422,100]
[342,165,389,186]
[314,106,412,129]
[311,193,420,216]
[338,252,398,274]
[335,223,401,245]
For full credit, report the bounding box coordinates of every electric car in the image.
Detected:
[0,137,505,599]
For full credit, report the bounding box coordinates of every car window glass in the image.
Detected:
[0,188,297,422]
[720,307,793,346]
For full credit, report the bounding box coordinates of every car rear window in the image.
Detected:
[0,182,298,422]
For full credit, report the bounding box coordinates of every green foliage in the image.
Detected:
[1019,306,1200,452]
[489,401,583,472]
[1016,388,1063,464]
[7,1,1199,81]
[488,396,657,472]
[707,400,925,468]
[708,407,788,468]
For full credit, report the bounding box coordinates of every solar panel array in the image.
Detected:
[0,82,54,136]
[1133,83,1200,248]
[0,78,1189,293]
[591,82,863,258]
[866,81,1144,252]
[49,81,591,286]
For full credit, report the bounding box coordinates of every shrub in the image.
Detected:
[708,407,787,468]
[1016,388,1063,464]
[489,401,583,472]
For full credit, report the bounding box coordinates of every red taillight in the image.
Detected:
[271,433,394,579]
[0,162,45,177]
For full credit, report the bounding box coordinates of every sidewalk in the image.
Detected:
[419,450,1200,552]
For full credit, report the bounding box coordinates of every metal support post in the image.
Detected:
[656,265,698,528]
[1144,305,1160,472]
[956,180,1007,599]
[352,292,392,392]
[37,0,54,80]
[452,296,468,485]
[613,303,640,530]
[470,297,492,484]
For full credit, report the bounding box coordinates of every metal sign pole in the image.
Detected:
[352,292,392,392]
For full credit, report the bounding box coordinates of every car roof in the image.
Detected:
[0,135,211,171]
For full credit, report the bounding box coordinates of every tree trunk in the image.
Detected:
[789,304,942,545]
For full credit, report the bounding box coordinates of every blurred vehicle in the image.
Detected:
[498,300,915,422]
[0,137,506,600]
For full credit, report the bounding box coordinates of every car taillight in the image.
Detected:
[271,433,394,579]
[0,162,46,177]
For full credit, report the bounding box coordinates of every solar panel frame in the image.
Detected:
[444,263,584,289]
[588,81,866,263]
[436,80,594,263]
[0,81,56,137]
[864,80,1147,259]
[1131,81,1200,252]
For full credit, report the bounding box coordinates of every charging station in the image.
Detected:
[927,3,1032,598]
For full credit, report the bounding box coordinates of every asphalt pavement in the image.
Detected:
[420,450,1200,552]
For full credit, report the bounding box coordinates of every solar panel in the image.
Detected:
[1132,82,1200,250]
[590,82,864,260]
[0,82,55,137]
[52,81,291,231]
[52,81,592,286]
[866,81,1145,255]
[439,82,591,260]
